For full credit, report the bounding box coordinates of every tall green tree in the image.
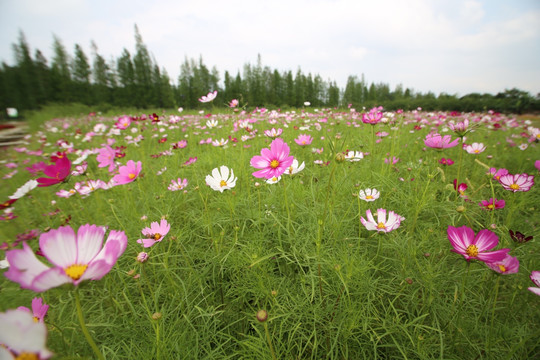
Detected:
[133,24,154,107]
[91,41,111,104]
[116,48,135,106]
[72,44,91,104]
[50,35,72,102]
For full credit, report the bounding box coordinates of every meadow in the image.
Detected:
[0,101,539,359]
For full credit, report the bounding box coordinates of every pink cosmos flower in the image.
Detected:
[362,109,383,125]
[447,225,509,263]
[528,271,540,296]
[449,118,469,137]
[360,208,404,232]
[439,158,454,166]
[384,156,400,164]
[498,173,534,192]
[4,224,127,292]
[115,115,131,130]
[36,156,71,187]
[137,219,171,248]
[229,99,239,108]
[487,167,508,181]
[17,297,49,323]
[465,142,486,154]
[535,160,540,172]
[294,134,313,146]
[183,157,197,166]
[250,138,294,179]
[172,140,187,149]
[168,178,188,191]
[0,309,53,359]
[424,133,459,149]
[96,145,117,172]
[112,160,142,185]
[485,254,519,274]
[453,179,468,198]
[199,90,218,103]
[479,198,505,210]
[264,128,283,139]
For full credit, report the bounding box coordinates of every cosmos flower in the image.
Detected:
[205,165,237,192]
[362,109,383,125]
[264,128,283,139]
[453,179,468,198]
[199,91,218,103]
[465,142,486,154]
[284,159,305,175]
[358,188,380,202]
[229,99,239,108]
[4,224,127,292]
[0,309,53,359]
[206,119,218,128]
[266,176,281,184]
[17,297,49,323]
[448,118,469,137]
[509,229,533,244]
[384,156,400,164]
[360,208,404,232]
[487,167,508,181]
[439,158,454,166]
[137,219,171,248]
[9,179,38,200]
[183,157,197,166]
[528,271,540,296]
[168,178,188,191]
[498,173,534,192]
[424,133,459,149]
[485,254,519,274]
[212,138,228,147]
[447,225,509,263]
[344,151,364,162]
[112,160,142,185]
[115,115,131,130]
[36,156,71,187]
[250,138,294,179]
[294,134,313,146]
[478,198,505,210]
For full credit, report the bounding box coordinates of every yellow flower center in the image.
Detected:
[466,244,479,258]
[153,233,162,240]
[510,184,519,190]
[288,166,293,174]
[474,149,479,153]
[220,180,228,187]
[33,316,39,323]
[128,173,136,179]
[270,160,280,169]
[65,264,88,280]
[487,204,494,210]
[366,195,373,199]
[498,264,506,273]
[377,222,386,229]
[15,353,39,360]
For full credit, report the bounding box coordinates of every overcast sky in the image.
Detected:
[1,0,539,96]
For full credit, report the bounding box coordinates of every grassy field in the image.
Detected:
[1,105,539,359]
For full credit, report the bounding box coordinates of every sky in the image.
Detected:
[1,0,539,97]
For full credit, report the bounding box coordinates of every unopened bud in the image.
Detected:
[335,152,346,163]
[256,309,268,322]
[137,252,149,263]
[456,206,466,213]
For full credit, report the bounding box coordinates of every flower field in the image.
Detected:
[1,103,539,359]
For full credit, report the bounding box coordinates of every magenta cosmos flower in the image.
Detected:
[112,160,142,185]
[137,219,171,248]
[17,297,49,323]
[424,133,459,149]
[485,254,519,274]
[250,138,294,179]
[478,198,505,210]
[362,109,383,125]
[528,271,540,296]
[447,225,509,263]
[115,115,131,130]
[294,134,313,146]
[36,156,71,187]
[360,208,404,232]
[498,173,534,192]
[487,167,508,181]
[4,225,127,292]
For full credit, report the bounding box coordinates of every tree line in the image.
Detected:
[1,26,539,116]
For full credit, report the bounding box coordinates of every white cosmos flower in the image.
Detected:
[206,119,219,128]
[205,166,237,192]
[0,309,53,359]
[266,176,281,184]
[285,159,305,175]
[465,142,486,154]
[345,151,364,162]
[9,179,38,199]
[358,188,380,202]
[0,258,9,269]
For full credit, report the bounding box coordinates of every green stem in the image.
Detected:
[264,322,278,360]
[74,289,105,360]
[488,275,501,352]
[281,178,292,235]
[455,139,464,200]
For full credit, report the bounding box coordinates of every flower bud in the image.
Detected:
[137,252,149,263]
[335,152,346,163]
[256,309,268,322]
[456,206,466,213]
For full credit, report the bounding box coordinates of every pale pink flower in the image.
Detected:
[168,178,188,191]
[115,115,131,130]
[17,297,49,323]
[199,90,218,103]
[4,224,127,292]
[528,271,540,296]
[465,142,486,154]
[96,145,117,172]
[212,138,228,147]
[264,128,283,139]
[498,173,535,192]
[424,133,459,149]
[112,160,142,185]
[294,134,313,146]
[0,309,53,359]
[229,99,239,108]
[137,219,171,248]
[360,208,404,232]
[485,254,519,274]
[487,167,508,181]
